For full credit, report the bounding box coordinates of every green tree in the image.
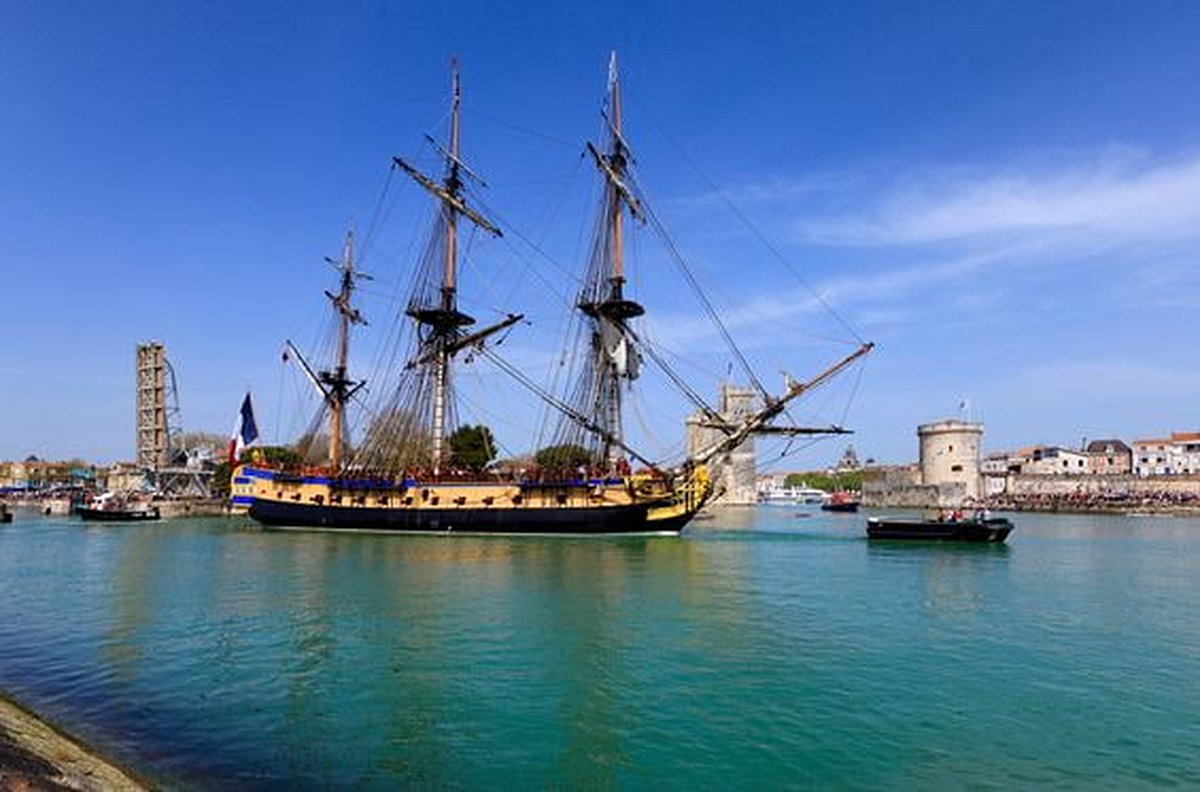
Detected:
[448,424,496,472]
[784,471,863,491]
[534,443,593,471]
[255,445,305,467]
[211,459,232,498]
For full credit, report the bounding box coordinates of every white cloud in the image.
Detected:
[993,360,1200,410]
[797,150,1200,247]
[673,169,867,209]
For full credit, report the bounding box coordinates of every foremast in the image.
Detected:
[326,231,368,469]
[284,227,368,470]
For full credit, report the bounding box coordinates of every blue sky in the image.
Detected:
[3,1,1199,469]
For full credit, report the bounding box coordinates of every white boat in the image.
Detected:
[758,486,828,505]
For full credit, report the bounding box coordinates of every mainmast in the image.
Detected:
[582,52,646,467]
[393,59,503,476]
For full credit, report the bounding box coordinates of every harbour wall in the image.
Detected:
[861,465,969,508]
[864,467,1200,512]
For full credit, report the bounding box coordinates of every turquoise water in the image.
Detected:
[0,508,1197,788]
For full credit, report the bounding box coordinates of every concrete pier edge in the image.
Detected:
[0,691,151,791]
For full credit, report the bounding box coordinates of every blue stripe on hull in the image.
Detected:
[247,498,674,535]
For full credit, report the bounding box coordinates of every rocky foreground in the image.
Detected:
[0,695,147,791]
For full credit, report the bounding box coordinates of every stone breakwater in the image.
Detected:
[0,694,147,791]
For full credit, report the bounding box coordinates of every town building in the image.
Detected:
[0,459,95,490]
[1084,439,1132,476]
[1167,432,1200,475]
[1020,446,1090,476]
[834,445,861,473]
[1133,432,1200,476]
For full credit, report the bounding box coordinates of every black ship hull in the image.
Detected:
[821,501,860,513]
[77,506,161,522]
[867,517,1013,543]
[248,498,691,535]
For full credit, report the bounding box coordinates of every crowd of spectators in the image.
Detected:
[972,488,1200,512]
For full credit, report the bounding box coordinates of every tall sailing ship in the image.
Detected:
[233,57,872,534]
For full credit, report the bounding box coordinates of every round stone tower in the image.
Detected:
[918,419,983,500]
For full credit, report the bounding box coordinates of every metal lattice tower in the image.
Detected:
[136,342,170,471]
[135,342,210,497]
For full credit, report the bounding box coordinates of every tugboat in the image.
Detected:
[76,492,161,522]
[866,512,1013,543]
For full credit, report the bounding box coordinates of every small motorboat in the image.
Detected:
[866,515,1013,543]
[76,493,161,522]
[821,491,860,513]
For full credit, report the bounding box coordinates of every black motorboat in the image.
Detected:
[77,493,161,522]
[77,505,161,522]
[866,516,1013,543]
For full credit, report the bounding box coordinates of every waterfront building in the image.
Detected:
[1134,431,1200,476]
[864,419,984,507]
[1132,438,1169,476]
[1085,439,1132,476]
[1021,446,1090,476]
[0,459,94,490]
[102,463,147,492]
[1167,432,1200,475]
[685,383,758,505]
[918,419,983,500]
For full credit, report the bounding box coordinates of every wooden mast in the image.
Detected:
[431,63,463,476]
[323,228,366,470]
[582,52,645,467]
[393,59,502,478]
[609,54,625,288]
[330,230,352,468]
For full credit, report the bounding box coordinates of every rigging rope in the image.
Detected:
[637,191,769,399]
[626,88,866,347]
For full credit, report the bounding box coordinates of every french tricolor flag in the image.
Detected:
[228,392,260,465]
